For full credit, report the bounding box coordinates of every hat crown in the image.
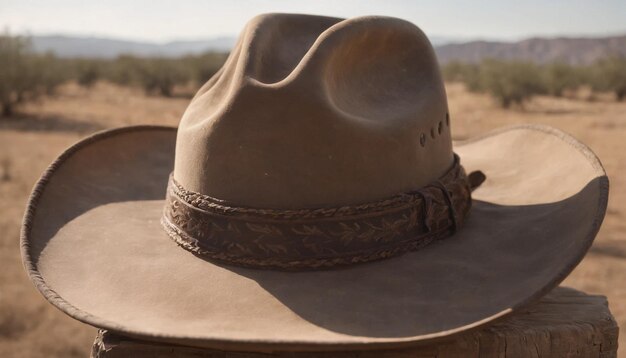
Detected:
[174,13,453,208]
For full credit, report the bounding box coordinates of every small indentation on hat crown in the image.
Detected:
[420,133,426,147]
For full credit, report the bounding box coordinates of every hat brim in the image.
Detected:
[21,124,608,352]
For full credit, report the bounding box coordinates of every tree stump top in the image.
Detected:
[91,287,619,357]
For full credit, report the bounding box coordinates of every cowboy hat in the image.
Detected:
[21,13,608,352]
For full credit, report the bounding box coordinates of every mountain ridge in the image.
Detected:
[435,35,626,65]
[31,35,236,58]
[29,33,626,65]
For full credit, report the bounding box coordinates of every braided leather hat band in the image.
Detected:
[162,155,473,270]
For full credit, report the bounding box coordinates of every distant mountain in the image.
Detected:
[30,34,626,65]
[427,35,473,47]
[31,34,463,58]
[435,35,626,65]
[31,35,236,58]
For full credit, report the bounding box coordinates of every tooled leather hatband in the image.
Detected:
[161,154,473,270]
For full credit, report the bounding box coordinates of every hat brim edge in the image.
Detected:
[20,124,609,352]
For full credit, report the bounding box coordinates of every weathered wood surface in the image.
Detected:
[91,287,618,358]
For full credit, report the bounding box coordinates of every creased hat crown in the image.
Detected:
[174,13,453,208]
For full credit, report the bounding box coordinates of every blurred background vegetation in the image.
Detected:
[0,31,228,116]
[442,57,626,108]
[1,31,625,117]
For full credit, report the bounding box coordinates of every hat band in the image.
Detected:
[161,155,472,270]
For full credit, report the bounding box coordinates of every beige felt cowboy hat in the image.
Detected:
[22,13,608,352]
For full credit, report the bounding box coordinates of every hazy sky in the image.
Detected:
[1,0,625,42]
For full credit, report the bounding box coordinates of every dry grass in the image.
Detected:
[0,81,624,356]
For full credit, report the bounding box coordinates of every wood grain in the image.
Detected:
[91,287,619,357]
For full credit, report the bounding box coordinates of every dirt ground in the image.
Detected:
[0,82,624,357]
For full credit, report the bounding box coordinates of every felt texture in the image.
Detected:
[21,125,608,351]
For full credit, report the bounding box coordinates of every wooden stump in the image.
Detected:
[91,287,618,358]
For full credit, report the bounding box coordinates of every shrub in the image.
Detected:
[442,60,548,106]
[542,62,582,97]
[103,56,192,96]
[72,59,104,88]
[135,58,190,97]
[0,34,28,115]
[442,61,466,82]
[477,60,547,108]
[182,52,229,86]
[442,61,483,92]
[589,57,626,101]
[106,55,142,86]
[0,33,68,116]
[41,53,72,95]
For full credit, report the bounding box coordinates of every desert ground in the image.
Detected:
[0,82,624,357]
